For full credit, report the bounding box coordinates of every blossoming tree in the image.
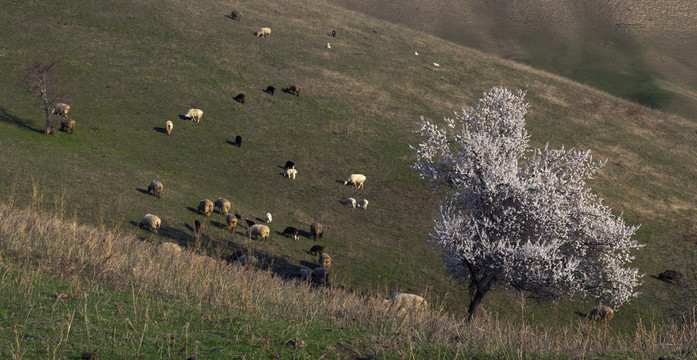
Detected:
[411,87,643,320]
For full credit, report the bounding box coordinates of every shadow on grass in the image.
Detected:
[136,188,153,196]
[0,107,44,133]
[153,126,167,134]
[178,114,189,120]
[574,311,588,318]
[186,206,200,215]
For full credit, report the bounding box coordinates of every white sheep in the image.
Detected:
[51,103,70,117]
[326,43,331,49]
[433,63,440,67]
[160,242,182,255]
[165,120,173,135]
[345,197,356,208]
[215,197,231,215]
[386,292,428,312]
[310,267,330,285]
[265,212,272,223]
[198,199,214,216]
[319,253,331,269]
[148,180,163,199]
[185,108,203,123]
[357,199,369,210]
[246,224,270,241]
[284,168,297,179]
[414,51,419,56]
[343,174,366,189]
[137,214,161,234]
[255,27,271,37]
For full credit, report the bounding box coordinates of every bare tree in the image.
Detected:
[21,61,60,134]
[411,86,643,321]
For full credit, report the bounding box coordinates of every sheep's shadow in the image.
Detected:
[300,260,319,269]
[136,188,151,196]
[178,114,188,120]
[211,220,228,229]
[186,207,200,215]
[574,311,588,318]
[335,179,346,184]
[224,15,235,20]
[153,126,167,134]
[226,140,239,147]
[298,229,313,239]
[0,107,44,133]
[255,217,266,223]
[157,225,191,241]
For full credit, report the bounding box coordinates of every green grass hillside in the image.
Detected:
[1,0,697,335]
[328,0,697,120]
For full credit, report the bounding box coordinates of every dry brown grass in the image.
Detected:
[2,190,697,358]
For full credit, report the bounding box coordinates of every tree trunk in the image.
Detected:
[44,107,51,134]
[467,286,489,321]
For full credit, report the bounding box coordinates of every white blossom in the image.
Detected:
[411,87,643,319]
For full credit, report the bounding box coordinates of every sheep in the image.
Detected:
[245,218,255,228]
[357,199,369,210]
[198,199,214,216]
[331,30,336,37]
[265,212,272,223]
[226,214,238,231]
[231,9,241,21]
[326,43,331,49]
[282,226,299,240]
[284,168,297,179]
[60,118,75,134]
[284,161,295,169]
[147,180,163,199]
[319,252,331,269]
[236,255,258,265]
[433,63,440,67]
[160,242,182,255]
[137,214,161,234]
[246,224,270,241]
[185,108,203,123]
[51,103,70,117]
[587,304,614,322]
[265,86,275,95]
[308,245,324,256]
[343,174,366,189]
[284,84,301,96]
[310,267,330,285]
[234,93,245,104]
[194,219,202,233]
[658,270,683,285]
[386,292,428,312]
[344,197,356,208]
[255,27,271,37]
[165,120,173,135]
[235,135,242,147]
[310,222,323,241]
[214,197,231,215]
[414,51,419,56]
[298,268,309,281]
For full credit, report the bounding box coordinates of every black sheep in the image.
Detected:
[282,226,299,239]
[284,161,295,169]
[235,135,242,147]
[308,245,324,256]
[234,93,245,104]
[658,269,683,284]
[194,219,202,233]
[331,30,336,37]
[265,86,275,96]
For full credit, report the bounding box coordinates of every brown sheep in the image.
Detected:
[194,219,202,234]
[284,84,301,96]
[308,245,324,256]
[226,214,238,231]
[147,180,163,199]
[231,10,241,20]
[282,226,299,240]
[587,303,614,322]
[198,199,214,216]
[310,222,323,241]
[319,253,331,268]
[60,118,75,134]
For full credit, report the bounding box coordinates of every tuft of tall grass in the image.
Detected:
[0,192,696,358]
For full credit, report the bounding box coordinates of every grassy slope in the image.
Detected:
[0,0,696,332]
[326,0,697,120]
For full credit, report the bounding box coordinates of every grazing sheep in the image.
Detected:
[226,214,238,231]
[215,198,231,215]
[234,93,245,104]
[343,174,366,189]
[264,86,275,95]
[60,118,75,134]
[245,218,255,228]
[255,27,271,37]
[235,135,242,147]
[160,242,182,255]
[231,9,241,20]
[284,161,295,169]
[147,180,163,199]
[265,212,272,223]
[198,199,214,217]
[284,168,297,179]
[345,197,356,208]
[137,214,161,234]
[319,253,331,268]
[165,120,173,135]
[185,108,203,123]
[51,103,70,117]
[246,224,270,241]
[587,304,614,322]
[308,245,324,256]
[282,226,299,240]
[414,51,419,56]
[326,43,331,49]
[194,219,202,233]
[311,222,323,241]
[310,267,330,285]
[357,199,369,210]
[284,84,301,96]
[658,270,683,285]
[331,30,336,37]
[433,63,440,67]
[386,292,428,312]
[298,268,309,281]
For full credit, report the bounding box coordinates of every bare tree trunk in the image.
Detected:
[467,285,489,321]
